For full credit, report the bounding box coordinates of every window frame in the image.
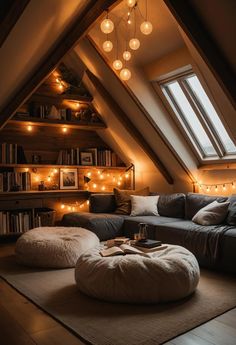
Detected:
[155,71,236,162]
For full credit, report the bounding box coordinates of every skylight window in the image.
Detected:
[160,73,236,160]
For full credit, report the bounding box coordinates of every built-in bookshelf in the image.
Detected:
[0,63,133,239]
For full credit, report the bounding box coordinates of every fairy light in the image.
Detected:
[100,174,104,179]
[206,186,210,192]
[87,172,92,177]
[93,183,97,189]
[62,127,68,133]
[215,185,218,192]
[125,173,129,178]
[117,181,121,186]
[232,183,235,189]
[102,186,106,191]
[53,168,58,173]
[223,184,226,191]
[27,125,33,132]
[196,180,236,193]
[47,176,51,182]
[61,204,65,209]
[86,200,90,205]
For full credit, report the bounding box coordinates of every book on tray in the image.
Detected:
[100,244,149,257]
[134,239,162,248]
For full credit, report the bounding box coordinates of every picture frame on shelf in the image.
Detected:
[80,151,93,166]
[60,168,78,190]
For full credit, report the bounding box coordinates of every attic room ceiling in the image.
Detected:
[89,0,184,67]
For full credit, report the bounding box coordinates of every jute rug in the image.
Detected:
[0,255,236,345]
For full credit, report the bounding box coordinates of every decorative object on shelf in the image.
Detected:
[80,152,93,166]
[38,181,45,191]
[47,105,60,120]
[32,154,41,164]
[100,0,153,80]
[60,168,78,190]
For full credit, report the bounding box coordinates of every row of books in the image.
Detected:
[56,148,121,166]
[28,103,71,120]
[0,210,41,235]
[0,172,31,192]
[57,148,80,165]
[0,143,18,164]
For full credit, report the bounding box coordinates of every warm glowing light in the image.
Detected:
[206,186,210,192]
[35,176,40,182]
[27,125,33,132]
[113,59,123,70]
[76,102,80,108]
[56,77,60,83]
[120,68,131,81]
[119,176,122,180]
[47,176,51,182]
[123,51,131,61]
[97,170,101,175]
[223,184,226,191]
[87,172,92,177]
[232,183,235,189]
[61,204,65,209]
[100,174,104,179]
[117,181,121,186]
[126,0,136,7]
[54,168,58,173]
[100,18,114,34]
[80,204,84,208]
[25,168,29,172]
[112,177,116,182]
[72,206,75,211]
[129,38,140,50]
[127,19,132,25]
[102,186,106,191]
[199,185,202,190]
[58,83,63,90]
[215,186,218,192]
[68,206,72,211]
[86,200,90,205]
[62,127,68,133]
[93,183,97,189]
[125,173,129,178]
[140,21,153,35]
[102,40,113,52]
[107,173,110,177]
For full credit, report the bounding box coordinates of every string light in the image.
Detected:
[27,125,33,132]
[62,127,68,133]
[195,180,236,193]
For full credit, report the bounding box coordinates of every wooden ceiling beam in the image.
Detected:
[163,0,236,109]
[86,69,174,184]
[0,0,118,129]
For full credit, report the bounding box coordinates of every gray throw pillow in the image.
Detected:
[226,201,236,225]
[192,200,229,226]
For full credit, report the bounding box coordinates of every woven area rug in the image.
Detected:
[0,255,236,345]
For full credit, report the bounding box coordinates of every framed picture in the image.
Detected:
[60,169,78,190]
[80,151,93,166]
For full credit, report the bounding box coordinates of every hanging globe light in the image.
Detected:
[102,40,113,52]
[113,59,123,70]
[120,68,131,81]
[123,51,131,61]
[100,18,114,34]
[126,0,136,7]
[129,38,140,50]
[140,21,153,35]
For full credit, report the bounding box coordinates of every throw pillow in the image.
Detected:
[113,187,150,215]
[192,200,230,226]
[130,195,159,216]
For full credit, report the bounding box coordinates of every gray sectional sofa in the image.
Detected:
[62,192,236,274]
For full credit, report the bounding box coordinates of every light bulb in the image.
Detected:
[86,200,90,205]
[61,204,65,209]
[102,40,113,52]
[125,173,129,178]
[93,183,97,189]
[120,68,131,81]
[232,183,235,189]
[123,51,131,61]
[223,184,226,191]
[102,186,106,191]
[215,186,218,192]
[129,38,140,50]
[54,169,58,173]
[126,0,136,7]
[100,18,114,34]
[206,186,210,192]
[113,59,123,70]
[62,127,67,133]
[140,21,153,35]
[27,125,33,132]
[87,172,91,177]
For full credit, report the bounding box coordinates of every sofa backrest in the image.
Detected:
[89,194,116,213]
[185,192,227,220]
[158,193,185,218]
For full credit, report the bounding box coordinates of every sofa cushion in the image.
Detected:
[226,195,236,225]
[62,212,126,241]
[192,200,230,225]
[113,187,150,215]
[123,215,182,239]
[158,193,185,218]
[130,195,159,216]
[185,193,227,220]
[89,194,116,213]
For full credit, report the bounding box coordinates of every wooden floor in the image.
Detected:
[0,243,236,345]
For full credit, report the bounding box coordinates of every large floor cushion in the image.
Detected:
[15,227,99,268]
[75,244,200,303]
[62,212,125,240]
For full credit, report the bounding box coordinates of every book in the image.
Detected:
[133,244,168,253]
[106,237,130,248]
[135,239,162,248]
[100,244,149,257]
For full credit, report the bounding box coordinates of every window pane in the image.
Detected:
[166,82,217,156]
[186,76,236,154]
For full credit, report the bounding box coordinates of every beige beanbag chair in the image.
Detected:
[75,245,200,303]
[15,227,99,268]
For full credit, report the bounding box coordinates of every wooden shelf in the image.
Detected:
[0,164,126,169]
[0,189,90,200]
[10,116,106,130]
[31,93,93,104]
